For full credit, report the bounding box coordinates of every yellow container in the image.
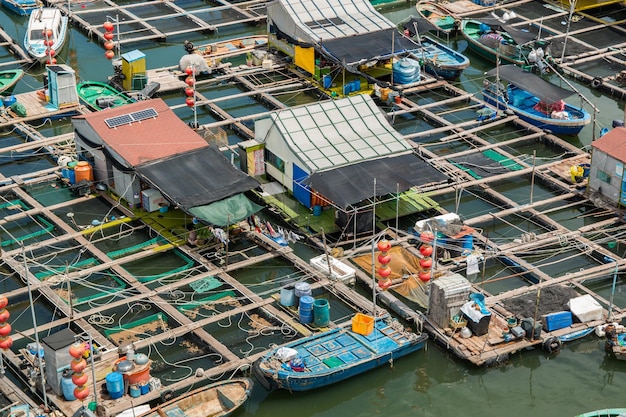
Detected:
[352,313,374,336]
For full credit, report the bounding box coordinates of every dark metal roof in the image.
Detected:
[486,65,574,103]
[321,28,421,69]
[305,153,447,208]
[135,146,260,210]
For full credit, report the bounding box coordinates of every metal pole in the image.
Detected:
[395,183,399,240]
[609,261,618,322]
[23,245,48,410]
[371,178,377,317]
[530,150,536,205]
[88,332,98,410]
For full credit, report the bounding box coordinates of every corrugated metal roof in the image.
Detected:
[592,127,626,161]
[73,98,207,167]
[269,0,394,43]
[269,95,412,171]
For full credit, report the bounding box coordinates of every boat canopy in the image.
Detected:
[473,18,540,46]
[399,16,441,37]
[189,194,263,226]
[486,65,574,104]
[135,146,260,210]
[305,153,447,208]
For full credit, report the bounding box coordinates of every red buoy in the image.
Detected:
[419,271,431,282]
[104,41,114,50]
[69,342,86,359]
[185,97,195,107]
[71,357,87,373]
[103,32,114,41]
[72,372,89,387]
[419,244,433,257]
[420,231,434,243]
[105,50,115,60]
[185,87,194,97]
[378,253,391,265]
[185,77,194,87]
[185,66,194,76]
[0,297,8,310]
[74,385,89,400]
[377,240,391,252]
[0,336,13,350]
[0,309,9,323]
[103,21,114,32]
[377,265,391,278]
[419,258,432,269]
[378,278,392,290]
[0,323,11,337]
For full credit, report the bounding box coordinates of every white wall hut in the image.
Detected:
[589,127,626,206]
[253,94,446,231]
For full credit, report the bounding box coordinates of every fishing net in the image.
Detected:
[352,245,429,308]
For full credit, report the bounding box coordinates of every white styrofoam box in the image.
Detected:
[142,188,166,212]
[309,255,356,283]
[568,294,603,323]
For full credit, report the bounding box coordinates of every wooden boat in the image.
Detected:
[24,7,69,64]
[77,81,135,111]
[139,378,253,417]
[415,1,459,35]
[482,65,590,136]
[253,315,429,391]
[459,18,551,68]
[576,409,626,417]
[399,17,470,80]
[558,326,594,342]
[0,69,24,96]
[1,0,39,15]
[185,35,268,61]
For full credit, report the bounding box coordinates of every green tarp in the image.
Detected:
[189,193,263,227]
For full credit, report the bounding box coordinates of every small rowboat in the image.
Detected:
[0,69,24,96]
[77,81,135,111]
[185,35,268,60]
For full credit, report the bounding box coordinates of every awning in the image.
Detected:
[136,146,260,210]
[475,18,540,46]
[486,65,574,103]
[399,16,441,37]
[189,193,263,226]
[321,28,420,70]
[305,153,447,208]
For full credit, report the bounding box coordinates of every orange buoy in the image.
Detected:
[185,97,195,107]
[105,50,115,60]
[0,323,11,337]
[0,309,9,323]
[69,342,86,359]
[104,41,114,50]
[419,244,433,257]
[378,253,391,265]
[419,258,432,269]
[103,32,114,41]
[74,385,89,400]
[103,21,114,32]
[0,336,13,350]
[72,372,88,387]
[419,271,431,282]
[71,357,87,373]
[0,296,8,310]
[377,240,391,252]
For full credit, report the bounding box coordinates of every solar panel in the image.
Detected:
[105,108,158,128]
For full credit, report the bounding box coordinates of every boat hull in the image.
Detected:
[460,19,526,66]
[139,378,253,417]
[415,1,458,35]
[576,409,626,417]
[254,317,428,392]
[77,81,135,111]
[0,69,24,96]
[1,0,38,15]
[482,88,589,136]
[24,8,69,64]
[419,37,470,80]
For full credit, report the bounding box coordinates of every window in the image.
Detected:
[597,170,611,184]
[265,149,284,173]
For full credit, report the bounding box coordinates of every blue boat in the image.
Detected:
[558,327,594,342]
[252,315,428,391]
[482,65,590,136]
[1,0,39,15]
[399,16,470,80]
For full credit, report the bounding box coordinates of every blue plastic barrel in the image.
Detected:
[343,83,351,95]
[129,384,141,398]
[140,383,150,395]
[462,234,474,251]
[67,161,77,185]
[313,205,322,216]
[106,372,124,399]
[322,75,332,89]
[299,295,315,324]
[353,79,361,91]
[62,373,76,401]
[313,299,330,327]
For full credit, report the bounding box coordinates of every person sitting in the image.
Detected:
[187,224,198,247]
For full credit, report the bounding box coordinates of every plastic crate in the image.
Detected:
[352,313,374,336]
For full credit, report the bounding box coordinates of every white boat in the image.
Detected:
[24,7,69,64]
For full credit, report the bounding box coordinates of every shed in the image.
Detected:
[46,64,78,109]
[254,94,446,211]
[589,127,626,206]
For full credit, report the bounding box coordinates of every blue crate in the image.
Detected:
[542,311,573,332]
